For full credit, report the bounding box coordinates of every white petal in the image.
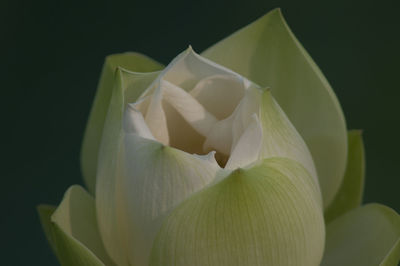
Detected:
[231,86,261,152]
[162,100,206,155]
[203,86,261,156]
[225,114,263,169]
[202,115,234,155]
[144,85,169,145]
[161,79,218,136]
[96,68,160,266]
[163,47,245,91]
[119,133,220,266]
[124,103,155,140]
[190,74,246,120]
[138,47,250,101]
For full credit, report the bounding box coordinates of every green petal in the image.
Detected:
[150,158,325,266]
[95,68,162,266]
[324,130,365,222]
[321,203,400,266]
[37,205,58,257]
[81,53,163,193]
[202,8,347,208]
[37,185,114,266]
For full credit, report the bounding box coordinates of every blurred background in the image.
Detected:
[2,0,399,264]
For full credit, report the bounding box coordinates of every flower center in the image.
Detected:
[134,74,256,168]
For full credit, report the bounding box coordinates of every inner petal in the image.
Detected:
[190,74,246,120]
[162,79,218,136]
[225,114,263,170]
[143,87,169,145]
[130,48,263,169]
[162,47,243,91]
[163,100,206,155]
[203,87,261,156]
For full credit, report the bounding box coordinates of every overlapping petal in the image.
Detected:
[202,8,347,208]
[38,185,113,266]
[321,204,400,266]
[37,9,400,266]
[150,158,325,266]
[95,68,162,266]
[120,133,219,265]
[324,130,365,222]
[81,53,164,193]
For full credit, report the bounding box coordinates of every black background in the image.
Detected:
[2,0,399,265]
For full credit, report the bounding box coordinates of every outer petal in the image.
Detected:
[95,68,161,265]
[259,89,319,200]
[150,158,325,266]
[81,53,163,193]
[120,134,220,266]
[37,185,113,266]
[202,8,347,208]
[325,130,365,222]
[321,204,400,266]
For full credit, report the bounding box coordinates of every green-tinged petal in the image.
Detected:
[81,53,163,193]
[37,205,58,256]
[150,158,325,266]
[381,239,400,266]
[321,203,400,266]
[37,185,114,266]
[94,68,164,266]
[118,133,219,266]
[202,8,347,208]
[259,89,320,203]
[325,130,365,222]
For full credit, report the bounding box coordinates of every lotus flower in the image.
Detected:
[38,9,400,266]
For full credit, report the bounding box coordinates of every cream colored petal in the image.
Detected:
[162,47,245,91]
[225,114,262,169]
[190,74,246,119]
[124,103,155,140]
[163,99,206,155]
[203,86,260,156]
[202,115,234,155]
[144,85,169,145]
[231,86,261,152]
[161,80,218,136]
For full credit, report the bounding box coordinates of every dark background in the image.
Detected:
[2,0,399,265]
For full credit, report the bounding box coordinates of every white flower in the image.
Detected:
[38,9,400,266]
[94,48,324,265]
